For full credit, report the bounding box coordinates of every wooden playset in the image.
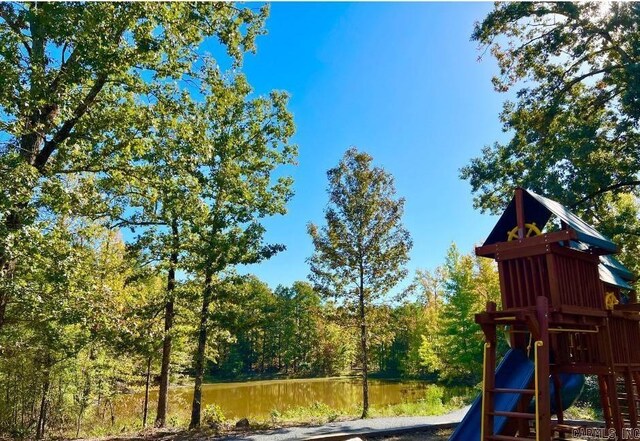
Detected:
[450,188,639,441]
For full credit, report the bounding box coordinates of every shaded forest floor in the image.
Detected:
[77,426,453,441]
[364,427,452,440]
[76,410,465,441]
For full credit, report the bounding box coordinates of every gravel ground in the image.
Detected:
[79,407,469,441]
[220,406,469,441]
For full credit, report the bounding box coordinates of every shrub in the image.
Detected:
[202,404,226,428]
[269,409,281,423]
[423,384,445,411]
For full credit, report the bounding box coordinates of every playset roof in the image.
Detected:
[482,188,634,290]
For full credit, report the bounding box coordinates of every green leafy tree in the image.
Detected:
[312,307,357,376]
[288,282,323,373]
[461,2,640,269]
[439,245,479,383]
[273,282,322,374]
[0,215,160,438]
[436,244,501,384]
[0,0,267,328]
[109,93,207,427]
[411,268,447,376]
[308,147,413,417]
[368,305,397,374]
[212,276,274,377]
[185,69,296,428]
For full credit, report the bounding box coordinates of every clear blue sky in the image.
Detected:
[218,2,513,289]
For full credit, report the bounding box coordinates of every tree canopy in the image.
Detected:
[308,147,412,417]
[0,2,300,437]
[0,0,269,328]
[461,2,640,269]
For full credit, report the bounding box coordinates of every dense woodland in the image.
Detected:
[1,1,640,439]
[0,229,500,438]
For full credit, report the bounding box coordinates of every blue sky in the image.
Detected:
[216,2,513,289]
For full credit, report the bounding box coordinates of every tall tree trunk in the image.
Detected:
[155,220,179,428]
[36,368,50,440]
[142,357,151,428]
[189,271,213,429]
[155,295,174,428]
[359,268,369,418]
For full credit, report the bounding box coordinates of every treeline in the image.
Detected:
[0,218,500,439]
[211,243,502,385]
[211,279,356,378]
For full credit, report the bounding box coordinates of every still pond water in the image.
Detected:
[118,377,447,420]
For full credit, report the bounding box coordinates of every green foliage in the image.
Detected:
[0,2,298,437]
[278,401,340,423]
[423,385,446,412]
[313,319,358,376]
[308,148,413,304]
[202,404,227,427]
[308,147,413,416]
[373,302,431,378]
[461,2,640,270]
[413,244,502,385]
[412,268,446,376]
[0,0,270,267]
[212,279,356,378]
[371,385,452,417]
[0,225,166,438]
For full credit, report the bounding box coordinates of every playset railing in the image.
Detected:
[496,243,604,311]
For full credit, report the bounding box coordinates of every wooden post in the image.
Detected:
[515,187,526,240]
[552,372,564,425]
[536,296,551,440]
[545,253,561,308]
[516,396,531,437]
[606,374,623,437]
[598,375,613,428]
[481,302,497,441]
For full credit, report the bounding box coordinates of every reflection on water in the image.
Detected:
[115,377,439,420]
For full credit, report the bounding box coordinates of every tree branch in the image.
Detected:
[34,74,108,171]
[111,217,167,230]
[0,6,31,56]
[557,65,624,96]
[571,180,640,208]
[48,48,79,97]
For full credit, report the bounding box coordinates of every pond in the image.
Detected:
[116,377,458,421]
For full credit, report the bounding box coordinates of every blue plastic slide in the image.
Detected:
[531,372,585,415]
[449,349,585,441]
[449,348,535,441]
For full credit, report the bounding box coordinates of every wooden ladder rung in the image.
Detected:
[551,438,584,441]
[488,435,535,441]
[490,410,535,419]
[552,423,581,433]
[491,387,535,395]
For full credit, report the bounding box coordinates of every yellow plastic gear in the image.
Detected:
[605,292,619,310]
[507,223,542,241]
